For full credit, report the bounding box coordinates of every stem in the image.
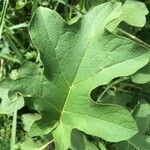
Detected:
[4,32,24,63]
[32,0,39,13]
[119,83,143,91]
[79,0,85,11]
[0,53,20,63]
[10,110,17,150]
[8,22,28,30]
[38,140,54,150]
[97,85,111,102]
[0,59,4,79]
[97,77,129,102]
[111,86,133,94]
[54,1,60,11]
[0,0,9,39]
[4,25,26,52]
[111,86,150,99]
[127,140,139,150]
[65,0,68,21]
[117,28,150,49]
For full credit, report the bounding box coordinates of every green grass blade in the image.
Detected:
[0,0,9,39]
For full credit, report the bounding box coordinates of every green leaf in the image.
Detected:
[0,79,24,114]
[22,113,41,133]
[117,100,150,150]
[107,0,149,31]
[9,2,150,149]
[122,0,149,27]
[116,141,136,150]
[18,61,42,77]
[0,79,12,103]
[132,62,150,84]
[20,136,44,150]
[15,0,26,10]
[0,93,24,114]
[71,129,99,150]
[9,76,61,136]
[98,141,107,150]
[133,100,150,133]
[115,93,133,110]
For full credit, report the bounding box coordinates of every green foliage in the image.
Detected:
[132,63,150,84]
[106,0,149,31]
[116,100,150,150]
[0,0,150,149]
